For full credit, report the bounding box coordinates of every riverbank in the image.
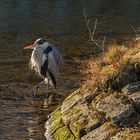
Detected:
[45,39,140,140]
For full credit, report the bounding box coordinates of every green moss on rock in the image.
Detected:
[45,107,75,140]
[46,108,64,136]
[54,126,75,140]
[69,106,101,139]
[70,121,87,139]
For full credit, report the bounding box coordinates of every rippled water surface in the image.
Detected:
[0,0,140,139]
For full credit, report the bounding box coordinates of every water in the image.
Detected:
[0,0,140,139]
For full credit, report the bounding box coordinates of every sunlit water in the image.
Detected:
[0,0,140,139]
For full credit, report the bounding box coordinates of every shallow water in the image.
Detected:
[0,0,140,139]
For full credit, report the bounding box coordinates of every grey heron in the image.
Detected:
[24,38,63,94]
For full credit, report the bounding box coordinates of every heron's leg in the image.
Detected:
[44,78,51,92]
[30,80,45,96]
[44,78,48,91]
[47,79,50,90]
[44,78,50,98]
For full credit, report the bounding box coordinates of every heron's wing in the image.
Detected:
[48,51,59,86]
[47,48,63,87]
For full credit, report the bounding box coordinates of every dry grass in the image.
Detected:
[80,40,140,93]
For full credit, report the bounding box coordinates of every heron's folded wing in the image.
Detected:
[47,52,59,86]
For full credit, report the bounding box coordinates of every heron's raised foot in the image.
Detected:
[30,80,45,96]
[31,84,42,96]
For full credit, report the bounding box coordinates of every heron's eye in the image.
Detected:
[37,39,46,45]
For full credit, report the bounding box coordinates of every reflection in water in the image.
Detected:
[0,0,140,139]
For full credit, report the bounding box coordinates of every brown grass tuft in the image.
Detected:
[80,40,140,93]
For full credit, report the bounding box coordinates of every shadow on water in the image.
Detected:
[0,0,140,139]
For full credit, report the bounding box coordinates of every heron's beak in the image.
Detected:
[24,44,35,49]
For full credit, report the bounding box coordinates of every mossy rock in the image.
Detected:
[45,108,64,139]
[69,106,101,139]
[45,106,75,140]
[49,108,64,134]
[54,126,75,140]
[64,88,81,103]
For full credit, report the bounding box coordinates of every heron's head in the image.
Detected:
[24,38,48,49]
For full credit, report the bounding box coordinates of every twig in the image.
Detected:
[110,38,118,46]
[131,25,140,40]
[91,19,97,40]
[73,57,82,64]
[83,8,104,51]
[102,36,106,48]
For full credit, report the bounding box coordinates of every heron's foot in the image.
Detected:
[30,85,42,96]
[29,80,45,97]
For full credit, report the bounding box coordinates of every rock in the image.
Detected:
[69,106,101,139]
[53,126,75,140]
[61,90,102,139]
[95,94,135,123]
[111,126,140,140]
[44,42,140,140]
[45,108,63,140]
[62,102,89,125]
[45,108,74,140]
[122,81,140,113]
[61,89,81,114]
[81,123,118,140]
[62,98,101,139]
[122,81,140,94]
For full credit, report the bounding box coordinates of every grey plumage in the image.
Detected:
[28,38,63,88]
